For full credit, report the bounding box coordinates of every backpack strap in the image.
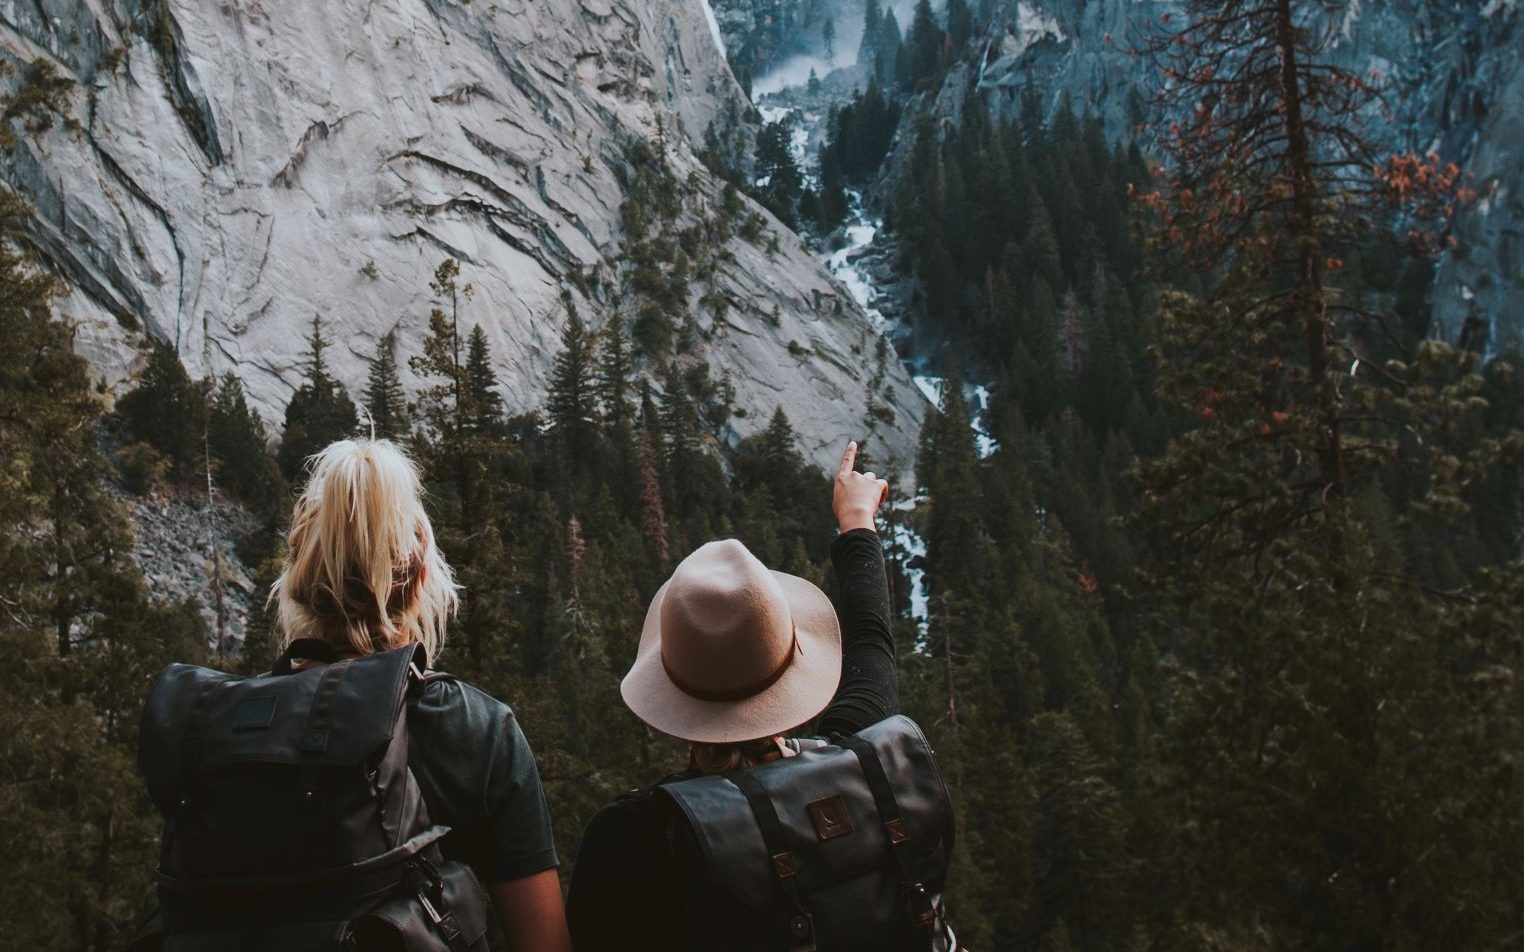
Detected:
[297,658,353,825]
[838,734,938,929]
[408,666,458,696]
[272,637,343,674]
[173,678,220,823]
[727,770,817,952]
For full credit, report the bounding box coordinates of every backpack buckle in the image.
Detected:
[418,889,443,925]
[409,861,464,944]
[787,910,816,951]
[907,883,937,926]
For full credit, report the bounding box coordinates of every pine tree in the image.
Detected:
[1056,292,1088,381]
[277,314,358,483]
[636,387,671,573]
[760,406,803,471]
[857,0,882,66]
[363,329,411,440]
[410,260,467,447]
[0,186,210,950]
[1022,187,1062,289]
[408,259,513,670]
[753,116,804,229]
[207,373,283,510]
[945,0,972,48]
[464,325,503,435]
[547,292,597,476]
[902,0,941,88]
[1130,3,1523,945]
[116,339,208,482]
[1029,711,1125,949]
[595,317,633,430]
[876,10,902,85]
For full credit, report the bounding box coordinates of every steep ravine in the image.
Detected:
[728,0,1523,351]
[755,64,997,635]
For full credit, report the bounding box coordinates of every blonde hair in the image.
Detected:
[690,738,782,775]
[273,439,458,660]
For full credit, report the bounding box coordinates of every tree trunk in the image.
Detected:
[53,480,70,658]
[90,806,115,952]
[1274,0,1346,502]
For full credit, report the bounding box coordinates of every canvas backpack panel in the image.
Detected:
[659,715,958,952]
[133,642,488,951]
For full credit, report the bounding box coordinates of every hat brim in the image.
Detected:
[620,571,842,745]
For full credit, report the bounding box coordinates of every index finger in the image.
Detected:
[838,440,858,477]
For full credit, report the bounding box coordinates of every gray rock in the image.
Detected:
[0,0,924,472]
[111,483,259,651]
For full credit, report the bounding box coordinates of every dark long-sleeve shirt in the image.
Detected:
[817,527,898,736]
[566,528,896,951]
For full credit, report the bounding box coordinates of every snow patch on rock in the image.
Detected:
[1016,1,1066,51]
[700,0,728,56]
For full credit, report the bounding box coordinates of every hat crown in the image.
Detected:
[659,540,796,698]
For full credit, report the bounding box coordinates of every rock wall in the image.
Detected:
[0,0,925,471]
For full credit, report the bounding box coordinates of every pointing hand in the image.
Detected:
[833,440,889,534]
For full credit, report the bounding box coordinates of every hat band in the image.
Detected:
[661,623,799,703]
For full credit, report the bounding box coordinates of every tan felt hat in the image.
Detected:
[621,539,842,745]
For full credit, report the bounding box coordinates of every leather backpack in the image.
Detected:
[132,640,489,951]
[658,714,959,951]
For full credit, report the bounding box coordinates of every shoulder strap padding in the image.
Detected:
[139,644,425,812]
[657,715,953,909]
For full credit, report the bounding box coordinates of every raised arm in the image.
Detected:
[819,441,898,737]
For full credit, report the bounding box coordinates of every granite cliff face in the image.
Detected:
[0,0,925,469]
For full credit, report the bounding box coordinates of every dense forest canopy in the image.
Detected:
[2,1,1522,950]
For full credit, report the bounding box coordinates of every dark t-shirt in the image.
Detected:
[406,678,559,884]
[565,528,896,951]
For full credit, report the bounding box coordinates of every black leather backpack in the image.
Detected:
[132,640,489,951]
[658,715,958,951]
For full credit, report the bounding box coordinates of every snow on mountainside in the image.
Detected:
[0,0,925,469]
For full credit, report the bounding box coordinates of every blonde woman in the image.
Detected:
[273,439,570,952]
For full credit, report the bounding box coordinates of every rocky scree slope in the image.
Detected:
[0,0,925,469]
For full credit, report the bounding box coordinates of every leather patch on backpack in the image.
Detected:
[807,794,854,840]
[231,696,276,731]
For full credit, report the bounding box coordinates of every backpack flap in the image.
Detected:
[139,645,422,814]
[659,773,775,905]
[139,664,233,814]
[660,715,954,910]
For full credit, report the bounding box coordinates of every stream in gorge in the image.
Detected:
[751,59,998,634]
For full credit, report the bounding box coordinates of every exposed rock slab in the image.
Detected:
[0,0,924,472]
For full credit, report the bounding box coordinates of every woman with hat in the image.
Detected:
[566,440,896,950]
